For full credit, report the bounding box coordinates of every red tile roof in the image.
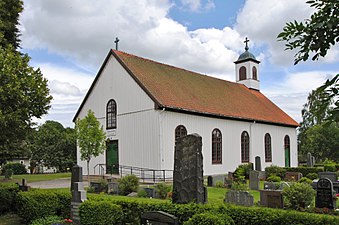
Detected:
[113,50,298,127]
[74,49,299,127]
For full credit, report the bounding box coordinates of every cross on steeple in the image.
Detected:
[114,37,120,50]
[244,37,249,51]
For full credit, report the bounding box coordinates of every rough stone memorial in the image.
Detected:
[172,134,206,204]
[249,170,259,190]
[141,211,179,225]
[315,178,336,209]
[259,190,283,208]
[225,190,254,207]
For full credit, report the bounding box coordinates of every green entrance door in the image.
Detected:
[106,140,119,174]
[285,148,290,167]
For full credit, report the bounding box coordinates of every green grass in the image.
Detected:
[0,173,71,184]
[0,213,23,225]
[207,187,260,204]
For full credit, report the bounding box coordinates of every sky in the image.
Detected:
[19,0,339,128]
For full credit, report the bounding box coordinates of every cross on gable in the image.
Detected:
[114,37,120,50]
[244,37,249,51]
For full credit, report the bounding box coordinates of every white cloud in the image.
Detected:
[235,0,316,66]
[262,71,337,122]
[179,0,215,12]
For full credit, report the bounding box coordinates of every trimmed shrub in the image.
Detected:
[184,212,235,225]
[16,189,71,223]
[215,181,224,188]
[30,215,63,225]
[137,189,148,198]
[282,182,315,209]
[265,165,285,178]
[79,200,123,225]
[234,163,252,179]
[1,162,27,175]
[284,167,323,177]
[155,183,171,199]
[298,177,313,185]
[4,168,13,179]
[324,164,336,172]
[0,183,19,214]
[118,174,139,195]
[266,175,281,182]
[306,172,318,180]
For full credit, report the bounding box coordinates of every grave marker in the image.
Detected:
[249,170,259,190]
[315,178,336,209]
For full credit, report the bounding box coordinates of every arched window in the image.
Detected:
[239,66,246,81]
[241,131,250,163]
[106,99,117,129]
[212,129,222,164]
[284,135,291,167]
[264,133,272,162]
[175,125,187,139]
[252,66,257,80]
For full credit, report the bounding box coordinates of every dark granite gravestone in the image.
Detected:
[225,190,254,206]
[259,190,283,208]
[315,178,336,209]
[71,165,83,191]
[141,211,179,225]
[285,172,302,182]
[318,172,338,183]
[18,178,30,191]
[144,187,156,198]
[249,170,259,190]
[207,176,213,187]
[255,156,261,171]
[70,165,86,225]
[172,134,205,204]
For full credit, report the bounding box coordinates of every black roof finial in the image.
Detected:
[114,37,120,50]
[244,37,249,51]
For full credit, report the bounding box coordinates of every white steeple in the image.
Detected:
[234,37,260,91]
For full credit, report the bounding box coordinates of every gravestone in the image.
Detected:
[249,170,259,190]
[259,190,283,208]
[144,187,156,198]
[225,190,254,206]
[228,172,234,180]
[207,176,213,187]
[172,134,205,204]
[307,152,314,167]
[71,165,83,191]
[315,178,336,209]
[224,178,233,188]
[107,182,119,194]
[318,172,338,183]
[255,156,261,171]
[211,174,227,187]
[141,211,179,225]
[18,178,30,191]
[278,182,290,190]
[70,165,87,225]
[263,182,279,190]
[285,172,302,182]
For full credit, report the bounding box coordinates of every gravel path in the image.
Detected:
[28,178,89,189]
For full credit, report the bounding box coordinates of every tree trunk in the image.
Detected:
[87,160,90,183]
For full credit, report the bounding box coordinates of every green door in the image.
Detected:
[106,140,119,174]
[285,148,290,167]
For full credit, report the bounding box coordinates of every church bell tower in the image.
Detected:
[234,37,260,91]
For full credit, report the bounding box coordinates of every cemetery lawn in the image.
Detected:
[0,213,23,225]
[207,187,260,204]
[0,173,71,184]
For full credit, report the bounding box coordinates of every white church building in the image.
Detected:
[73,42,299,177]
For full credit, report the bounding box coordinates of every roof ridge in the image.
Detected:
[112,49,240,87]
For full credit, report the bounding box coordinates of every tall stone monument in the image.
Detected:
[71,165,87,224]
[172,134,205,204]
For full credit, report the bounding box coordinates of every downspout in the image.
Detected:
[249,120,256,164]
[159,107,166,170]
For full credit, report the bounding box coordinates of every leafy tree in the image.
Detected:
[75,110,106,181]
[299,124,339,162]
[0,0,23,49]
[278,0,338,64]
[0,47,52,161]
[29,121,76,172]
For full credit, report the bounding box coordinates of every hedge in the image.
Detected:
[0,183,19,214]
[284,167,324,177]
[84,195,339,225]
[16,189,71,224]
[1,162,27,175]
[79,200,123,225]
